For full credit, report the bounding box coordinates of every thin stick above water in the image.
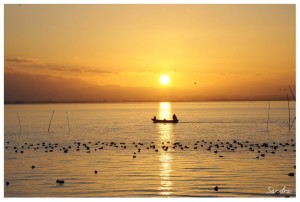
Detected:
[291,117,296,128]
[267,102,270,131]
[287,94,291,131]
[17,112,22,133]
[288,85,296,101]
[66,112,70,133]
[288,85,296,129]
[48,110,55,133]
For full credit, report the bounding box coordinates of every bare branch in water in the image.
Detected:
[291,117,296,128]
[288,85,296,101]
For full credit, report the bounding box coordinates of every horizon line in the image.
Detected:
[4,99,294,104]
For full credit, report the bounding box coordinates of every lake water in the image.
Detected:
[4,101,296,197]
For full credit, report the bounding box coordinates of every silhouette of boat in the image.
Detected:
[151,118,179,123]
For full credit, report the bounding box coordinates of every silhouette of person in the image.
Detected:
[153,116,156,121]
[173,114,177,120]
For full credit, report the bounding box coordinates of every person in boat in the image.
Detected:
[153,116,157,121]
[173,114,178,121]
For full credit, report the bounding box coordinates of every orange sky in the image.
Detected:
[4,4,295,102]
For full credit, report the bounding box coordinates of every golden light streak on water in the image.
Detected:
[157,102,173,196]
[159,152,173,196]
[159,102,171,120]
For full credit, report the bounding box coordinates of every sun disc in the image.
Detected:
[160,75,170,85]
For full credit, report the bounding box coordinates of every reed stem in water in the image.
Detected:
[66,112,70,133]
[287,94,291,131]
[48,110,55,133]
[267,102,270,131]
[17,112,22,133]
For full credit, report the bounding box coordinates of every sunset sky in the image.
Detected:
[4,4,295,102]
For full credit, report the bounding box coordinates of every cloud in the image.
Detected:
[6,57,39,63]
[49,67,82,73]
[49,66,114,74]
[85,69,114,74]
[4,71,291,103]
[4,66,15,73]
[123,71,186,76]
[4,71,171,102]
[5,57,114,75]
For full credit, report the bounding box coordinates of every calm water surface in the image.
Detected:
[4,102,296,197]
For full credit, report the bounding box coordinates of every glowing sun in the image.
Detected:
[160,75,170,85]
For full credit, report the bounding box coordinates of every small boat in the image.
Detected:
[151,118,179,123]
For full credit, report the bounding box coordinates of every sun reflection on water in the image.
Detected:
[159,152,173,196]
[157,102,173,196]
[159,102,171,120]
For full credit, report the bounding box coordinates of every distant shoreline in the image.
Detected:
[4,99,293,105]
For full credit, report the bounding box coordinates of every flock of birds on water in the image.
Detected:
[5,138,296,196]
